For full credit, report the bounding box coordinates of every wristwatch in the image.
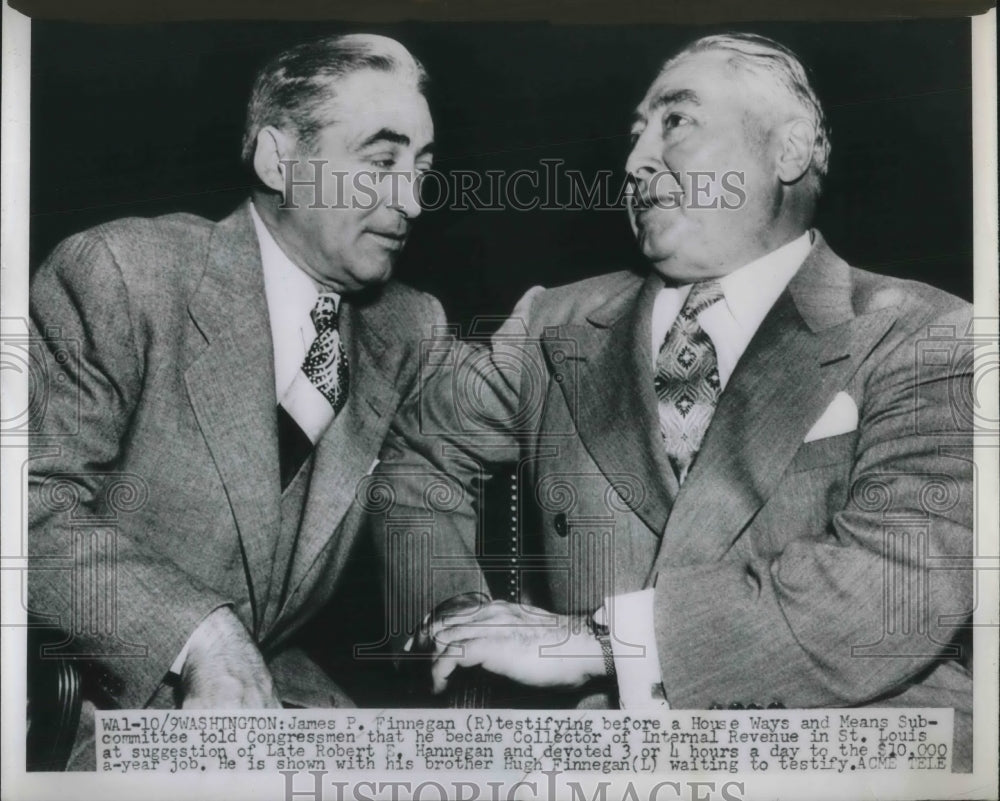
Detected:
[588,615,616,680]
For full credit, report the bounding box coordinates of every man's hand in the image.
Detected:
[426,599,605,694]
[180,607,280,709]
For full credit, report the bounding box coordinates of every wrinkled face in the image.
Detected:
[626,50,782,282]
[274,69,434,292]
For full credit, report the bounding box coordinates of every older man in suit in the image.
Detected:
[381,33,974,768]
[28,33,440,768]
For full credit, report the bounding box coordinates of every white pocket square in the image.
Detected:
[803,391,858,442]
[366,458,381,475]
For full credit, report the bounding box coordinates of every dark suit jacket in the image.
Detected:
[381,232,973,765]
[28,202,445,711]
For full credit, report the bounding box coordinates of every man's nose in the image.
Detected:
[625,128,663,184]
[387,171,422,220]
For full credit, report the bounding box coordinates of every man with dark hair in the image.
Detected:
[386,33,974,769]
[29,33,438,768]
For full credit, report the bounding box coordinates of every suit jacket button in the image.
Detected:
[554,513,568,537]
[99,669,123,697]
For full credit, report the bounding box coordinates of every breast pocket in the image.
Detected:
[785,430,858,473]
[749,431,858,556]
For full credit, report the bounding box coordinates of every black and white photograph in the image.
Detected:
[1,2,997,800]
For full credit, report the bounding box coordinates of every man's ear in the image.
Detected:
[775,118,816,184]
[252,126,294,196]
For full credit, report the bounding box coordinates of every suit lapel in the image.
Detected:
[658,235,898,566]
[184,203,281,633]
[276,293,402,616]
[544,272,679,537]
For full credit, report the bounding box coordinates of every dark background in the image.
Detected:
[32,18,973,327]
[28,19,974,705]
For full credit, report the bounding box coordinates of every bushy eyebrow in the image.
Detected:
[357,128,411,149]
[651,88,701,110]
[631,88,702,127]
[356,128,434,158]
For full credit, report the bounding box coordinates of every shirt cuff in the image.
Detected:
[169,635,194,676]
[600,589,669,708]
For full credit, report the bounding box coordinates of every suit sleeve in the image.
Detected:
[28,231,231,709]
[371,289,544,647]
[651,303,974,708]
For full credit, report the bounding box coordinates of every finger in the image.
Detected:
[429,638,485,694]
[242,680,280,709]
[454,601,516,624]
[431,622,504,649]
[432,602,527,635]
[260,683,282,709]
[427,606,489,640]
[183,685,242,709]
[186,665,262,708]
[206,676,248,708]
[431,611,530,648]
[441,599,547,628]
[252,688,282,709]
[423,597,518,652]
[441,598,510,624]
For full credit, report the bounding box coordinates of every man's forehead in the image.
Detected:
[635,50,737,116]
[315,78,433,146]
[318,70,427,117]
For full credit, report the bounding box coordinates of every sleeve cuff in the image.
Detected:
[169,636,193,676]
[600,589,669,708]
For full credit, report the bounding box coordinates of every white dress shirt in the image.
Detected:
[251,202,341,397]
[608,231,814,708]
[170,203,338,676]
[650,231,813,382]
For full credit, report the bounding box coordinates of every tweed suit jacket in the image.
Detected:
[28,201,444,711]
[382,232,973,762]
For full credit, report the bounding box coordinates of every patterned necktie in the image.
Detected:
[654,280,724,484]
[302,294,349,415]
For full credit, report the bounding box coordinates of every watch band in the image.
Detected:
[588,616,616,679]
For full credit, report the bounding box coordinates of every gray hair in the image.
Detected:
[663,33,831,183]
[240,33,428,166]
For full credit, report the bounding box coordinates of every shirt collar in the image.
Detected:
[249,201,339,315]
[715,230,813,334]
